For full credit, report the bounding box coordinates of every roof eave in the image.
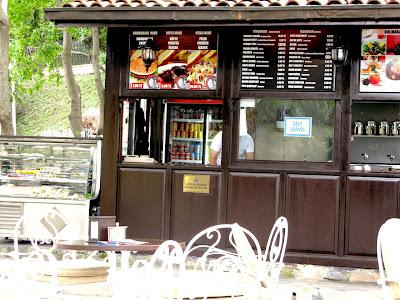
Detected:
[44,5,400,27]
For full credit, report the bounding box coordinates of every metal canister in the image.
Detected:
[365,120,377,135]
[392,121,400,135]
[353,121,364,135]
[379,120,390,136]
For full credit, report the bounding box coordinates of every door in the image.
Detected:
[227,172,281,246]
[346,176,399,255]
[118,168,166,239]
[285,174,340,254]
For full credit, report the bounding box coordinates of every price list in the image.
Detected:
[241,29,335,91]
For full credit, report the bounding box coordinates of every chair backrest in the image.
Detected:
[112,218,288,300]
[13,207,70,256]
[377,218,400,300]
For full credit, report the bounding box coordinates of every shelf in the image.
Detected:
[0,175,87,184]
[171,137,203,142]
[0,155,91,162]
[172,118,204,123]
[171,159,202,164]
[209,120,223,123]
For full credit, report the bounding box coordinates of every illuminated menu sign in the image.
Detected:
[129,30,218,90]
[360,29,400,93]
[241,29,335,91]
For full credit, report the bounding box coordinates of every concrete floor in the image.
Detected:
[54,276,383,300]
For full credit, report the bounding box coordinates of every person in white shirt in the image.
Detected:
[209,131,254,166]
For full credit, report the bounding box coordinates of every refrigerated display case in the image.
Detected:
[163,100,223,165]
[0,136,101,240]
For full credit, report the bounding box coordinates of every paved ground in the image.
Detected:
[53,275,383,300]
[0,240,384,299]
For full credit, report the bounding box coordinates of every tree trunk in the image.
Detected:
[61,29,82,137]
[0,0,13,135]
[91,27,104,136]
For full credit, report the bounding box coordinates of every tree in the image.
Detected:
[0,0,13,135]
[9,0,62,94]
[91,27,105,136]
[61,29,82,137]
[4,1,106,137]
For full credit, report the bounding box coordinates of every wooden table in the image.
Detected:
[56,239,186,270]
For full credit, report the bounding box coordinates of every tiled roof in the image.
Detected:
[63,0,400,8]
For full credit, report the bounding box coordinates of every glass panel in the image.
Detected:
[0,137,99,200]
[121,99,164,163]
[167,105,205,164]
[164,103,222,166]
[238,99,335,162]
[207,106,223,166]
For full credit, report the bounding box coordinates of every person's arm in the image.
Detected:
[245,135,255,160]
[209,131,222,166]
[210,149,219,166]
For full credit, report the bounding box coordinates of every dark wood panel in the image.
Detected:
[171,170,222,242]
[286,174,340,254]
[346,176,399,256]
[118,168,166,239]
[100,28,127,216]
[227,172,280,246]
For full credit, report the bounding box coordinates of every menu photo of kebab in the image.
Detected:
[187,50,217,90]
[157,50,188,89]
[129,50,158,89]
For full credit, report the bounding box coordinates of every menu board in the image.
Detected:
[129,30,218,90]
[360,29,400,93]
[241,29,335,91]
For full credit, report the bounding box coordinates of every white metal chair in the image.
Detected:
[1,208,109,299]
[377,218,400,300]
[112,216,288,300]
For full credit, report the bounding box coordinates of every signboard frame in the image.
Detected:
[240,28,337,92]
[128,30,219,91]
[359,28,400,94]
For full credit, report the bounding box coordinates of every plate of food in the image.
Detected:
[158,63,188,86]
[386,58,400,80]
[362,40,386,56]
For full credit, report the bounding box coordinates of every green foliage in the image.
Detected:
[9,0,62,94]
[8,2,107,96]
[16,74,101,136]
[255,99,335,125]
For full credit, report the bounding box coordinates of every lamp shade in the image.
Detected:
[331,47,348,66]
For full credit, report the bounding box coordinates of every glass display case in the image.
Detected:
[0,136,101,239]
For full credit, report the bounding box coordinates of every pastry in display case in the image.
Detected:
[0,136,101,240]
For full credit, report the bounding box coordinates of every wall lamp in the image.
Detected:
[331,36,348,66]
[140,38,158,72]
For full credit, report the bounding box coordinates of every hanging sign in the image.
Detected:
[360,29,400,93]
[129,30,218,90]
[284,117,312,137]
[183,174,210,194]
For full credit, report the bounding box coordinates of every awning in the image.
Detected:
[45,2,400,27]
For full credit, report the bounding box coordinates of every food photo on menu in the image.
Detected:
[360,29,400,93]
[129,48,217,90]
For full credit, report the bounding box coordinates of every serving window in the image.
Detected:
[237,99,336,163]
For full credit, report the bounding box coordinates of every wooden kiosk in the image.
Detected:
[46,0,400,268]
